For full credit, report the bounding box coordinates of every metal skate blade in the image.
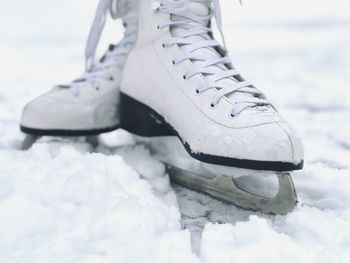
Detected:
[165,163,297,215]
[21,134,40,150]
[147,137,298,214]
[233,173,279,198]
[20,134,100,151]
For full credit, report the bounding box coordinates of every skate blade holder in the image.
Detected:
[165,163,298,215]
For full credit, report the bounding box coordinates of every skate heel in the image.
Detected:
[120,93,173,137]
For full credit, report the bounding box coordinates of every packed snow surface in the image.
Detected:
[1,0,350,262]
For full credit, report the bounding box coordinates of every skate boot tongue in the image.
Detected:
[181,2,210,17]
[171,2,210,39]
[169,1,269,114]
[171,2,225,69]
[58,0,139,96]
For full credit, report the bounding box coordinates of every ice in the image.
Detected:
[1,0,350,262]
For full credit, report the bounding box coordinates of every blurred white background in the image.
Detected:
[1,0,349,112]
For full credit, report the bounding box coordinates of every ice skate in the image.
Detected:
[119,0,304,214]
[20,0,139,149]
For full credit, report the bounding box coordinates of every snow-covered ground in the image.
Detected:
[1,0,350,262]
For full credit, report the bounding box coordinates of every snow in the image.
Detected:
[202,213,350,262]
[0,143,196,263]
[1,0,350,262]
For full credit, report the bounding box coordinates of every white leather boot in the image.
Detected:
[21,0,139,136]
[120,0,304,171]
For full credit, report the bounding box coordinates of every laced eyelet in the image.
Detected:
[151,2,162,11]
[162,43,166,48]
[229,113,237,119]
[182,75,187,80]
[172,60,176,65]
[157,25,160,30]
[210,103,216,109]
[195,89,200,95]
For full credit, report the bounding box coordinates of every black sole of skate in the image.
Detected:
[20,125,119,150]
[119,93,304,172]
[20,124,120,137]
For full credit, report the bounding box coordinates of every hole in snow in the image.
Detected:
[233,173,279,198]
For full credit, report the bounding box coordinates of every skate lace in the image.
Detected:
[58,0,137,96]
[154,0,271,117]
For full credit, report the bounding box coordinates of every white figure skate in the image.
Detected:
[119,0,304,214]
[21,0,139,149]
